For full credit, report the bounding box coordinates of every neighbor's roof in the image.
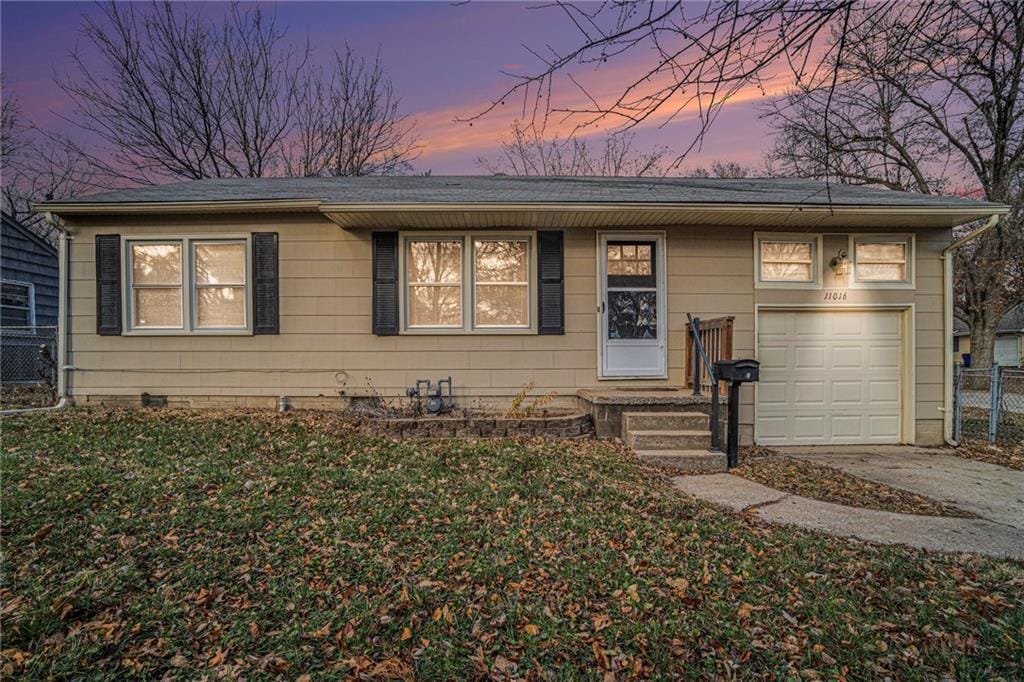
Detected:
[955,304,1024,336]
[38,175,1008,209]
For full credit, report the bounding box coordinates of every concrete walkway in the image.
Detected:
[778,447,1024,529]
[673,474,1024,560]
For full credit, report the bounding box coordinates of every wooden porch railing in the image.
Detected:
[685,316,734,396]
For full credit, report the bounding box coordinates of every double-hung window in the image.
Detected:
[403,234,532,331]
[126,237,249,332]
[1,280,34,327]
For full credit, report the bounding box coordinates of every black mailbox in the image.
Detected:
[713,359,760,469]
[715,359,759,383]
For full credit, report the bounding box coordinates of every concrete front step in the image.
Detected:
[623,411,709,432]
[636,449,727,472]
[627,429,712,451]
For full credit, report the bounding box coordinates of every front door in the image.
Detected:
[599,233,667,378]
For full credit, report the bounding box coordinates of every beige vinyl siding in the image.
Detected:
[64,212,949,445]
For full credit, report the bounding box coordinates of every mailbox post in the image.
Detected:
[713,359,760,469]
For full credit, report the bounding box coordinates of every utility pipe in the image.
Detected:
[1,213,71,416]
[941,212,1003,444]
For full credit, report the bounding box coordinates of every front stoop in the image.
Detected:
[623,411,726,473]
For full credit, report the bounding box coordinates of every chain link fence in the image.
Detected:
[954,365,1024,444]
[0,326,59,409]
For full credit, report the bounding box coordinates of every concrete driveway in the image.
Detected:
[778,446,1024,530]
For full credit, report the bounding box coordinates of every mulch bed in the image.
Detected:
[733,455,974,518]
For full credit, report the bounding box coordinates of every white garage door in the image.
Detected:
[995,336,1020,367]
[756,310,903,445]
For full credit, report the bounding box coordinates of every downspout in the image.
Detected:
[1,213,71,415]
[941,213,1002,444]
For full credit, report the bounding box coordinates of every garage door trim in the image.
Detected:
[754,304,915,445]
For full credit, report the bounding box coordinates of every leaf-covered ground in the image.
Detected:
[955,439,1024,471]
[733,457,975,518]
[0,384,57,410]
[2,409,1022,679]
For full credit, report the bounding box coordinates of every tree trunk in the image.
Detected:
[968,314,1000,368]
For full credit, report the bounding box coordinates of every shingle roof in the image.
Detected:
[955,304,1024,335]
[46,175,1007,209]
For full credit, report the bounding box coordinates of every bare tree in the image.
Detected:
[463,2,935,162]
[284,45,420,177]
[55,2,417,184]
[687,160,754,179]
[56,1,308,184]
[1,74,26,165]
[765,3,1024,367]
[476,121,672,176]
[1,79,95,241]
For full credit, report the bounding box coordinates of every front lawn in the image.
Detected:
[2,410,1021,679]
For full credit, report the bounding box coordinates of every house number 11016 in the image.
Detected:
[824,291,848,301]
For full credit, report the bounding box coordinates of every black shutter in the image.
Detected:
[252,232,279,335]
[537,230,565,335]
[372,231,400,335]
[95,234,122,335]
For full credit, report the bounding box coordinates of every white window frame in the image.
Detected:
[399,232,537,334]
[849,234,914,289]
[754,232,823,289]
[123,235,252,335]
[1,278,36,328]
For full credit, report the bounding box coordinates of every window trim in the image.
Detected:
[1,278,36,328]
[122,234,253,336]
[849,233,915,289]
[398,231,537,334]
[753,232,823,289]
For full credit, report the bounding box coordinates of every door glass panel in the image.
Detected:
[607,291,657,339]
[607,241,655,287]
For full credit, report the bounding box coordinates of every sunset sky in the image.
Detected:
[1,1,779,175]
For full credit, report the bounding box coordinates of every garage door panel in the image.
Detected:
[759,346,788,367]
[794,314,827,336]
[757,381,787,404]
[756,310,903,445]
[793,381,824,403]
[868,380,900,404]
[868,415,901,440]
[831,346,864,369]
[794,346,825,369]
[793,416,826,439]
[830,380,863,404]
[832,314,864,336]
[831,415,863,438]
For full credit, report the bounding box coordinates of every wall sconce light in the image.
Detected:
[830,249,851,276]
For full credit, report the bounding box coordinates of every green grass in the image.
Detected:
[2,409,1022,679]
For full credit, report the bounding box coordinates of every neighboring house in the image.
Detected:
[38,176,1006,446]
[1,212,58,327]
[1,212,59,384]
[954,304,1024,367]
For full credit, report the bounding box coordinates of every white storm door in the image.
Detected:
[599,233,667,378]
[756,309,903,445]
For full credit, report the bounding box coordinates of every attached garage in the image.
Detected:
[756,309,908,445]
